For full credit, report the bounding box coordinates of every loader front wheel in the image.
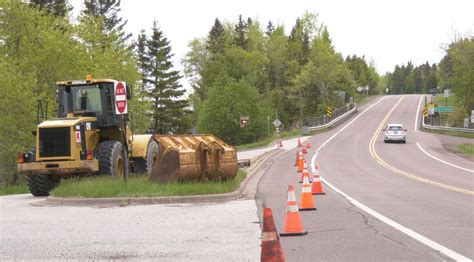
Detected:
[26,175,52,196]
[96,140,129,178]
[146,140,160,177]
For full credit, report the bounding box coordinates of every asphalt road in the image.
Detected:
[256,95,473,261]
[0,195,260,261]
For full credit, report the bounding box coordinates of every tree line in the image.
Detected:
[0,0,379,185]
[184,13,379,144]
[381,37,473,126]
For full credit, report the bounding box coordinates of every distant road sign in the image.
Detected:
[240,116,250,127]
[428,106,435,115]
[114,81,127,114]
[326,107,333,118]
[444,89,450,98]
[273,119,281,128]
[434,106,453,113]
[422,105,428,117]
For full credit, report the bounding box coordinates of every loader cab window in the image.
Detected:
[57,84,103,117]
[72,86,102,115]
[57,83,120,127]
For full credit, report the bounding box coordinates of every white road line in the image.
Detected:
[416,142,474,173]
[310,96,472,262]
[415,95,424,132]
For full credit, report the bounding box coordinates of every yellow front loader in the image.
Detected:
[17,76,237,196]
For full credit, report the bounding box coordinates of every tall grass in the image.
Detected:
[52,170,247,198]
[0,183,29,196]
[459,143,474,158]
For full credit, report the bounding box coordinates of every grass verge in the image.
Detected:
[0,183,29,196]
[458,143,474,158]
[421,127,474,139]
[52,170,247,198]
[236,129,302,150]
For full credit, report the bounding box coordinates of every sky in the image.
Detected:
[70,0,473,86]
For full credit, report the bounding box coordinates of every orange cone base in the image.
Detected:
[261,240,286,260]
[280,231,308,237]
[299,207,316,211]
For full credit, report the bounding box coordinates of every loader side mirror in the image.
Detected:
[126,84,132,100]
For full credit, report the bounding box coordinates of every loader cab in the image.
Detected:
[56,78,130,128]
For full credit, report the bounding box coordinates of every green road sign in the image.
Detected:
[434,106,454,112]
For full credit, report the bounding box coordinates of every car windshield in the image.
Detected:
[388,126,403,131]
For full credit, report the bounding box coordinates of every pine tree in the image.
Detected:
[29,0,72,17]
[135,29,149,92]
[234,15,247,49]
[81,0,131,43]
[301,31,310,65]
[289,18,301,41]
[207,18,225,54]
[145,21,189,134]
[234,14,248,48]
[265,21,274,37]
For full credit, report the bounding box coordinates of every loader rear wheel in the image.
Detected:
[146,140,160,177]
[96,140,129,178]
[26,175,52,196]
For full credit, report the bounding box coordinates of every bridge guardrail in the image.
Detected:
[306,104,357,132]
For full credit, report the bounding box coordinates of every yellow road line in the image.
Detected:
[368,96,474,196]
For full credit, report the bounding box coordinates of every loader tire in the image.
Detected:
[96,140,129,178]
[26,174,52,197]
[23,147,50,196]
[145,140,160,177]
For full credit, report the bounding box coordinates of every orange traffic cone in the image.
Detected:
[306,142,311,148]
[280,184,308,236]
[261,207,286,261]
[297,138,302,147]
[302,146,308,154]
[312,165,325,195]
[294,150,301,166]
[297,155,304,173]
[299,173,317,211]
[299,162,309,183]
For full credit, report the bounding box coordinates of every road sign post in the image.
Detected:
[114,81,128,182]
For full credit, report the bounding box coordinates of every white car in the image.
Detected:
[383,124,407,143]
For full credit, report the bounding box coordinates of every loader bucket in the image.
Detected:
[149,135,238,183]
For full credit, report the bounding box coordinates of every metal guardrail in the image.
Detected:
[422,115,474,133]
[306,104,355,127]
[306,104,357,132]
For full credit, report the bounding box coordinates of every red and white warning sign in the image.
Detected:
[74,131,81,143]
[114,81,127,114]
